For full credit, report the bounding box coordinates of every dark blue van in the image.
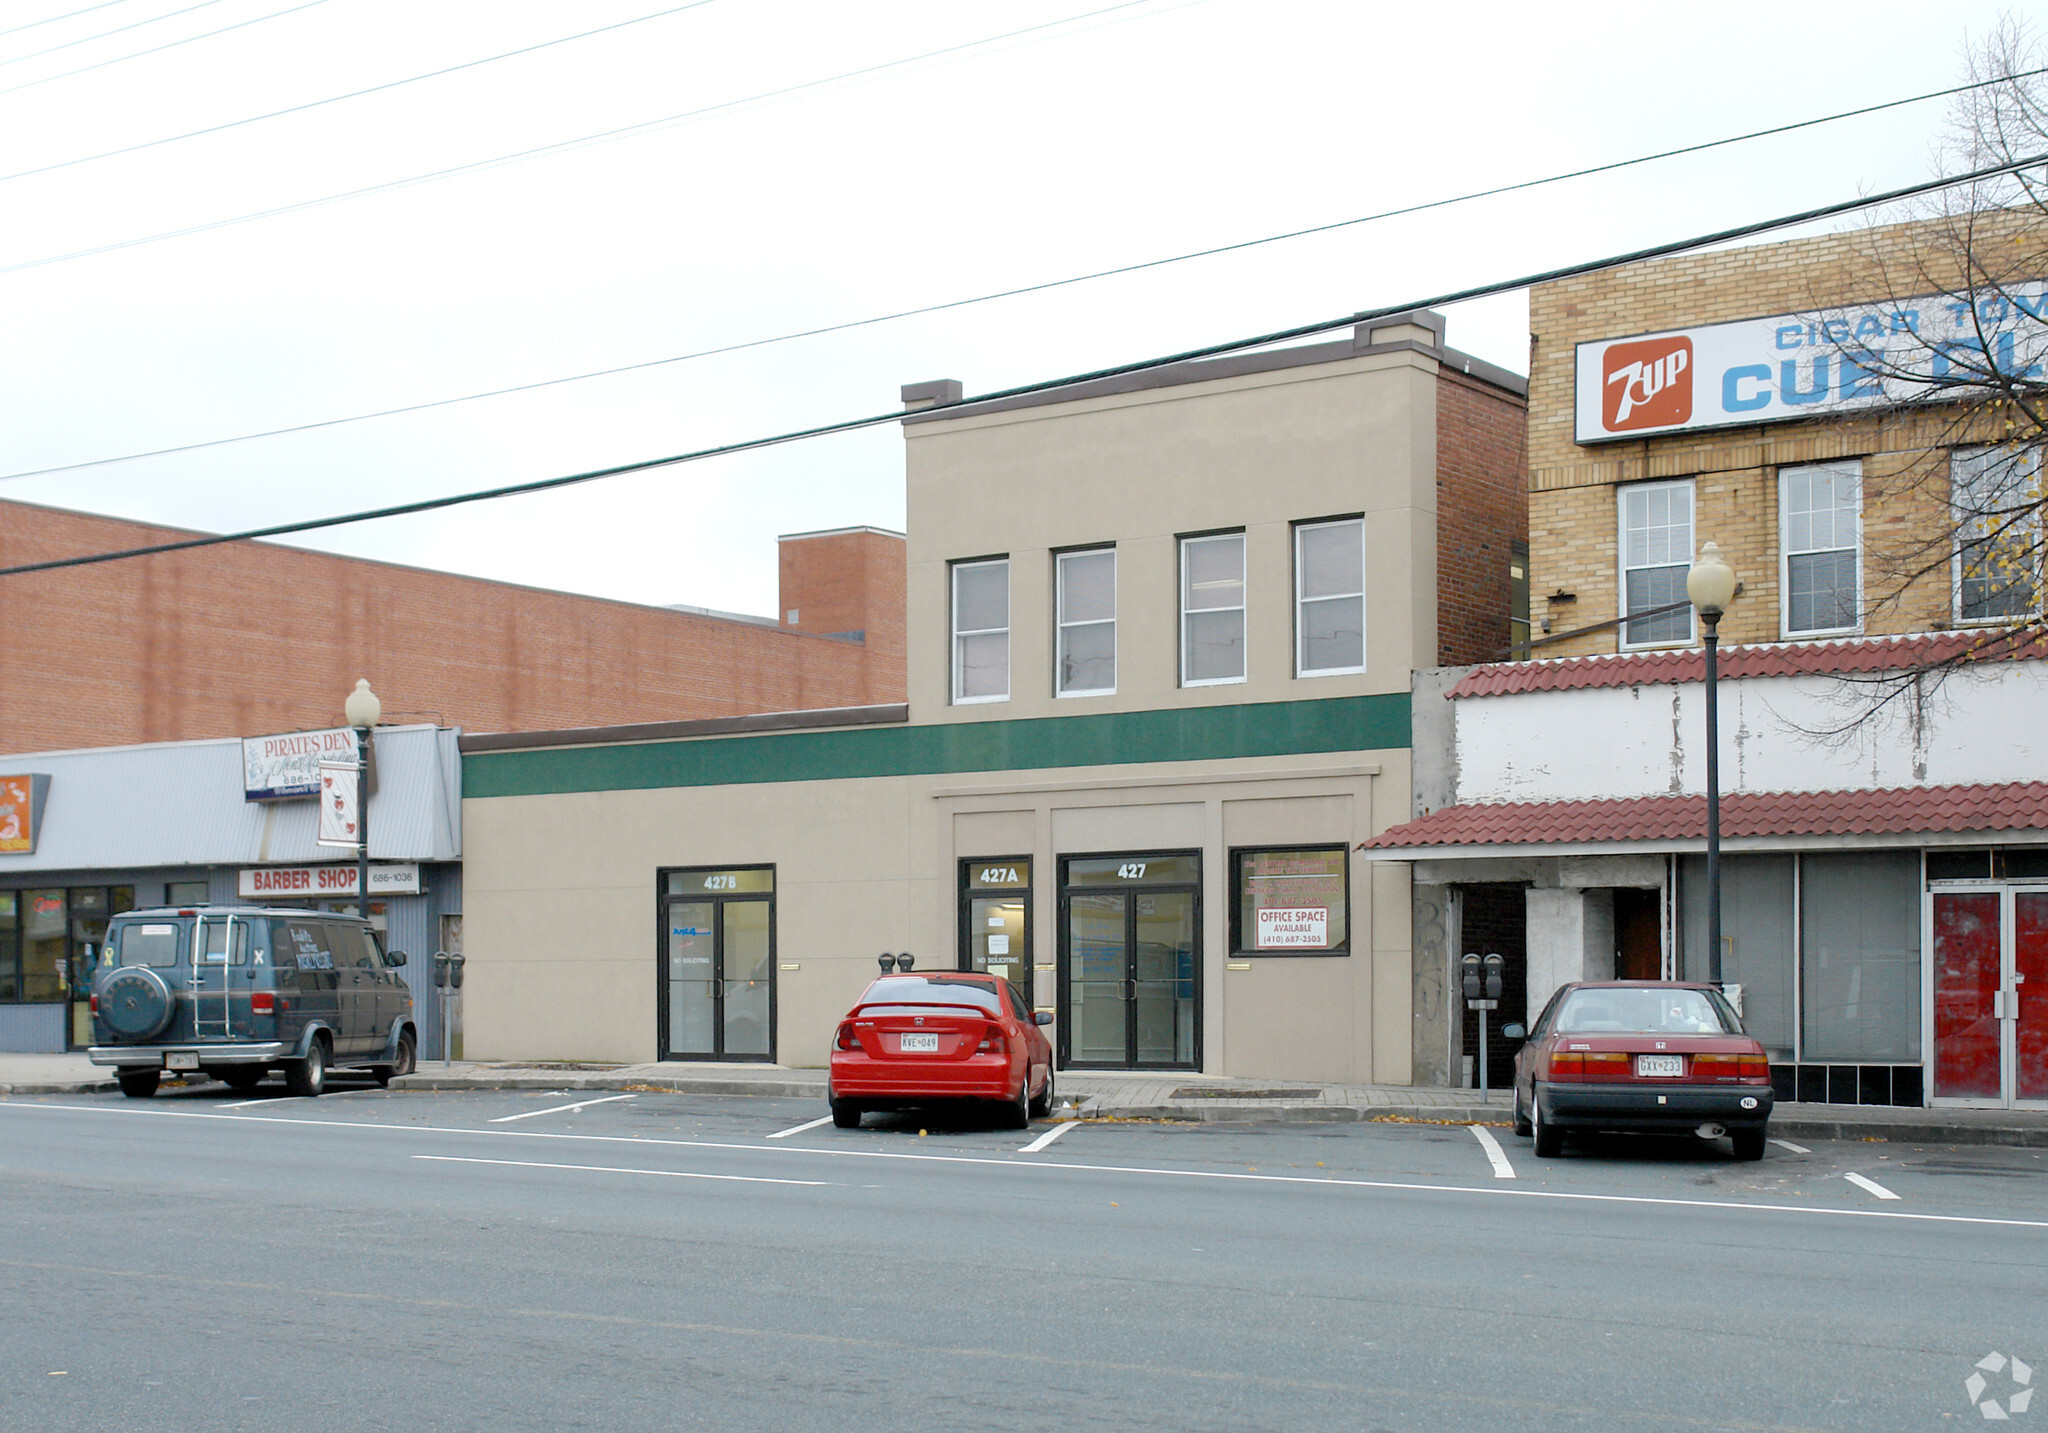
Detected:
[88,906,418,1098]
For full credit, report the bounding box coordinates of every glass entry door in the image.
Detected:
[1932,887,2048,1106]
[662,868,774,1062]
[1059,854,1199,1070]
[961,858,1031,1003]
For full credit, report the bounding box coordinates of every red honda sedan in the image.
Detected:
[1507,981,1773,1160]
[828,966,1054,1129]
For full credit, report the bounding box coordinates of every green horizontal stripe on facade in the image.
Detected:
[464,693,1411,799]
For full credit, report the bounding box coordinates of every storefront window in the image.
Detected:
[1232,847,1350,956]
[1801,851,1921,1062]
[1680,855,1794,1058]
[21,889,66,1003]
[0,893,16,1000]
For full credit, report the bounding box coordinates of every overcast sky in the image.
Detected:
[0,0,2025,616]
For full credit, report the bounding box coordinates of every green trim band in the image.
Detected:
[465,694,1410,799]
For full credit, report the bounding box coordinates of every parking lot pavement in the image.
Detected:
[28,1083,2048,1224]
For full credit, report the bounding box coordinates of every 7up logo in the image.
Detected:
[1601,336,1693,432]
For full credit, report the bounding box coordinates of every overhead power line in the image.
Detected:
[0,0,226,69]
[0,0,723,184]
[0,1,137,41]
[0,0,1169,273]
[0,0,327,96]
[1,152,2039,584]
[2,71,2037,487]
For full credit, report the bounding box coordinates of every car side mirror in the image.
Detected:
[387,950,407,967]
[1033,1011,1053,1026]
[1502,1023,1527,1040]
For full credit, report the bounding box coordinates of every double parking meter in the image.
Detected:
[1463,952,1505,1101]
[431,951,466,1063]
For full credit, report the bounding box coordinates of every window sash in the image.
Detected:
[1618,481,1694,647]
[1953,447,2042,623]
[1294,520,1365,675]
[1780,462,1861,636]
[1181,533,1245,685]
[1057,549,1116,695]
[951,559,1009,703]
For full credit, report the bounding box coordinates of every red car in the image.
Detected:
[1507,981,1773,1161]
[828,966,1054,1129]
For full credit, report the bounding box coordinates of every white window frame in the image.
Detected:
[1294,518,1366,678]
[1617,478,1696,650]
[1951,446,2043,626]
[1778,460,1863,639]
[950,557,1009,705]
[1055,547,1117,698]
[1180,531,1246,688]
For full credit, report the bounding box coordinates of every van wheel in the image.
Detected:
[117,1069,160,1099]
[287,1037,328,1098]
[220,1068,263,1092]
[374,1031,417,1088]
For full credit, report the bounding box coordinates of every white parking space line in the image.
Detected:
[1770,1138,1812,1154]
[1844,1171,1902,1201]
[1020,1122,1076,1154]
[767,1115,833,1140]
[27,1103,2048,1232]
[1468,1124,1515,1179]
[414,1155,827,1186]
[488,1094,636,1124]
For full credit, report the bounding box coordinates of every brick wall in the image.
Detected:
[0,499,907,752]
[776,528,906,705]
[1526,216,2030,657]
[1435,369,1530,666]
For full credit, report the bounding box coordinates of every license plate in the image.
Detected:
[165,1052,199,1071]
[899,1033,939,1053]
[1636,1054,1684,1077]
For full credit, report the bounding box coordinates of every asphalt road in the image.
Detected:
[2,1081,2044,1432]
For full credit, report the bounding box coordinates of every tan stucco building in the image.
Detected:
[458,311,1526,1083]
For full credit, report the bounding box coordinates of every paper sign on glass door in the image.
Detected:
[1256,908,1328,948]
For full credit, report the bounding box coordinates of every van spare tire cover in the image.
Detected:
[99,967,175,1040]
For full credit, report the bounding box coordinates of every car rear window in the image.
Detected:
[1555,988,1732,1035]
[112,922,181,968]
[859,975,1002,1015]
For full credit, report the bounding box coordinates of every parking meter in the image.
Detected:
[1461,953,1482,1002]
[897,953,915,972]
[448,953,465,990]
[878,953,898,973]
[1483,952,1505,1001]
[1463,952,1502,1103]
[432,951,450,989]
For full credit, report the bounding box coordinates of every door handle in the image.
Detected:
[1122,979,1137,1001]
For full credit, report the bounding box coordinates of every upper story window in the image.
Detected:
[1295,518,1365,676]
[1618,479,1693,647]
[1954,446,2042,623]
[951,558,1009,704]
[1780,461,1861,636]
[1181,532,1246,686]
[1056,547,1116,696]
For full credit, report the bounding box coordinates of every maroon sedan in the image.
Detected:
[1507,981,1773,1160]
[828,969,1054,1129]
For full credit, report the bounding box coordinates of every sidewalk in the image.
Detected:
[7,1052,2046,1146]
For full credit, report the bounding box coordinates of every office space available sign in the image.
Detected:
[1575,283,2048,443]
[244,728,359,801]
[0,773,50,854]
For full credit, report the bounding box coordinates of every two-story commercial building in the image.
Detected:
[457,311,1527,1084]
[1369,219,2047,1110]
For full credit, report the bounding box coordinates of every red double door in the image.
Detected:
[1933,890,2048,1105]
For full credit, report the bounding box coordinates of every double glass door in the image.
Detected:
[663,868,774,1062]
[1932,887,2048,1106]
[1059,854,1199,1070]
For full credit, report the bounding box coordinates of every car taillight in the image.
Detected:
[1694,1051,1770,1080]
[835,1021,859,1051]
[90,994,98,1014]
[251,992,275,1015]
[976,1024,1007,1055]
[1548,1050,1583,1081]
[1582,1051,1629,1079]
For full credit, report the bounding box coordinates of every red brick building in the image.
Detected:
[0,500,905,751]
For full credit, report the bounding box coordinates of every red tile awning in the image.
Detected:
[1447,629,2047,700]
[1363,782,2048,851]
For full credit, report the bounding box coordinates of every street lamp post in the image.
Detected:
[1685,543,1738,988]
[343,679,381,921]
